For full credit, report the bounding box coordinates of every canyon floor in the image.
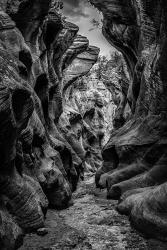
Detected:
[19,174,167,250]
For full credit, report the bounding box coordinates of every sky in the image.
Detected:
[61,0,113,58]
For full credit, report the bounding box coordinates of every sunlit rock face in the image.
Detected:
[0,0,99,248]
[62,35,89,71]
[61,68,115,174]
[59,39,100,175]
[62,45,100,95]
[91,0,167,241]
[101,54,130,129]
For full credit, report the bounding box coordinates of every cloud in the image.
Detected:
[62,0,89,19]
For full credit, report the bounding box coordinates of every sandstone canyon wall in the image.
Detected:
[90,0,167,241]
[0,1,99,249]
[0,0,167,247]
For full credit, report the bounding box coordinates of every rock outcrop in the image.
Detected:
[0,0,99,248]
[3,0,167,245]
[101,52,130,129]
[62,45,100,95]
[61,70,114,174]
[90,0,167,241]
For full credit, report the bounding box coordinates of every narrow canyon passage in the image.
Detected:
[1,1,167,249]
[19,174,167,250]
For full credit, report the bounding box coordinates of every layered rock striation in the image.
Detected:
[90,0,167,241]
[2,0,167,245]
[0,0,99,249]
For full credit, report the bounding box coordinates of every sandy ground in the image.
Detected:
[19,175,167,250]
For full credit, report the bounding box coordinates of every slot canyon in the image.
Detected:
[0,0,167,249]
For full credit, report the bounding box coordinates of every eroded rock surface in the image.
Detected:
[0,0,99,248]
[1,0,167,247]
[90,0,167,241]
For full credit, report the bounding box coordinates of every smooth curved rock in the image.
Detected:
[0,1,100,248]
[91,0,167,240]
[117,182,167,241]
